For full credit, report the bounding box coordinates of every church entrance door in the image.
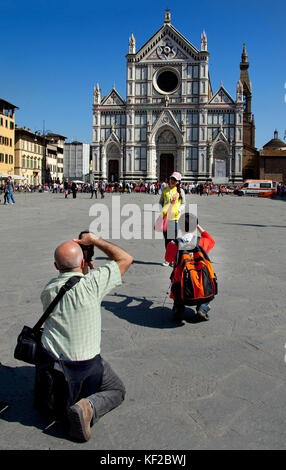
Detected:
[215,159,227,178]
[108,160,119,182]
[212,142,229,183]
[160,154,174,182]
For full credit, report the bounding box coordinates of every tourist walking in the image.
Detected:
[71,181,77,199]
[3,182,9,205]
[100,181,105,199]
[64,179,69,198]
[6,177,15,204]
[90,182,95,199]
[94,182,98,198]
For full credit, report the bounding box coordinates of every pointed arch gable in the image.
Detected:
[104,133,123,163]
[104,131,121,150]
[134,24,200,63]
[101,88,126,106]
[151,110,183,146]
[209,86,235,105]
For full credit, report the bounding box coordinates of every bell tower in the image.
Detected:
[240,44,252,123]
[239,44,258,179]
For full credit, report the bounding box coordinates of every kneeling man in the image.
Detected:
[35,232,133,442]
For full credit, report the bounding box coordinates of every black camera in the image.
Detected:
[78,231,94,263]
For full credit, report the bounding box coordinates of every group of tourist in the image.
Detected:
[0,179,237,195]
[36,180,236,196]
[2,178,286,204]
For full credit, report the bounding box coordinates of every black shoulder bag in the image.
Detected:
[14,276,82,365]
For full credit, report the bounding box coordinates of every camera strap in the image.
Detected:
[32,275,82,334]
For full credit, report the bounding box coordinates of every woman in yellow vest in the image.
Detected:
[159,172,185,266]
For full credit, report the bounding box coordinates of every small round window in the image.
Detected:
[155,68,180,94]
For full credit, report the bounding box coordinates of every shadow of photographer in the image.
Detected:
[0,362,68,440]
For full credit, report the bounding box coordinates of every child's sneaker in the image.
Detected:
[196,306,209,321]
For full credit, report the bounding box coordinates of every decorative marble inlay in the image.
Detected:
[157,39,177,60]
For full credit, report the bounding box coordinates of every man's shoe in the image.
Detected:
[67,398,93,442]
[196,307,209,321]
[162,261,170,267]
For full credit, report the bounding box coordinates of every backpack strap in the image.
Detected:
[197,245,211,262]
[170,240,179,281]
[173,239,180,266]
[170,240,195,280]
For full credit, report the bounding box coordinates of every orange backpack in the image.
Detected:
[171,245,218,306]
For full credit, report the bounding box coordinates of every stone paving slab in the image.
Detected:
[0,191,286,450]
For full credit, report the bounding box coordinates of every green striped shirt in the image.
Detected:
[40,261,122,361]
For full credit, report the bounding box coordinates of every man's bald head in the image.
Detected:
[54,241,83,272]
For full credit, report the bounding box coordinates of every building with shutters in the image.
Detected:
[14,129,66,185]
[14,127,45,185]
[0,98,18,178]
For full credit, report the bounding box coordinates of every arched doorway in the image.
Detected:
[106,143,121,182]
[108,160,119,182]
[160,154,174,182]
[212,142,229,181]
[156,129,176,182]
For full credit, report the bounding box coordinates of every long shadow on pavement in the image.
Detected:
[222,223,286,228]
[102,293,202,328]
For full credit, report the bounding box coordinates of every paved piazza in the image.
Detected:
[0,191,286,450]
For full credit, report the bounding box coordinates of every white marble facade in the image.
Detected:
[92,10,243,184]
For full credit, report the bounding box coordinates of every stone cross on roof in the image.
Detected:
[164,8,171,24]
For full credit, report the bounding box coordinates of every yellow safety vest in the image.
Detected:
[162,186,182,221]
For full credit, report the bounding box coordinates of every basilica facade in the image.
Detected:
[91,10,247,184]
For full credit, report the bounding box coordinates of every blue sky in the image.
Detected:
[1,0,285,149]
